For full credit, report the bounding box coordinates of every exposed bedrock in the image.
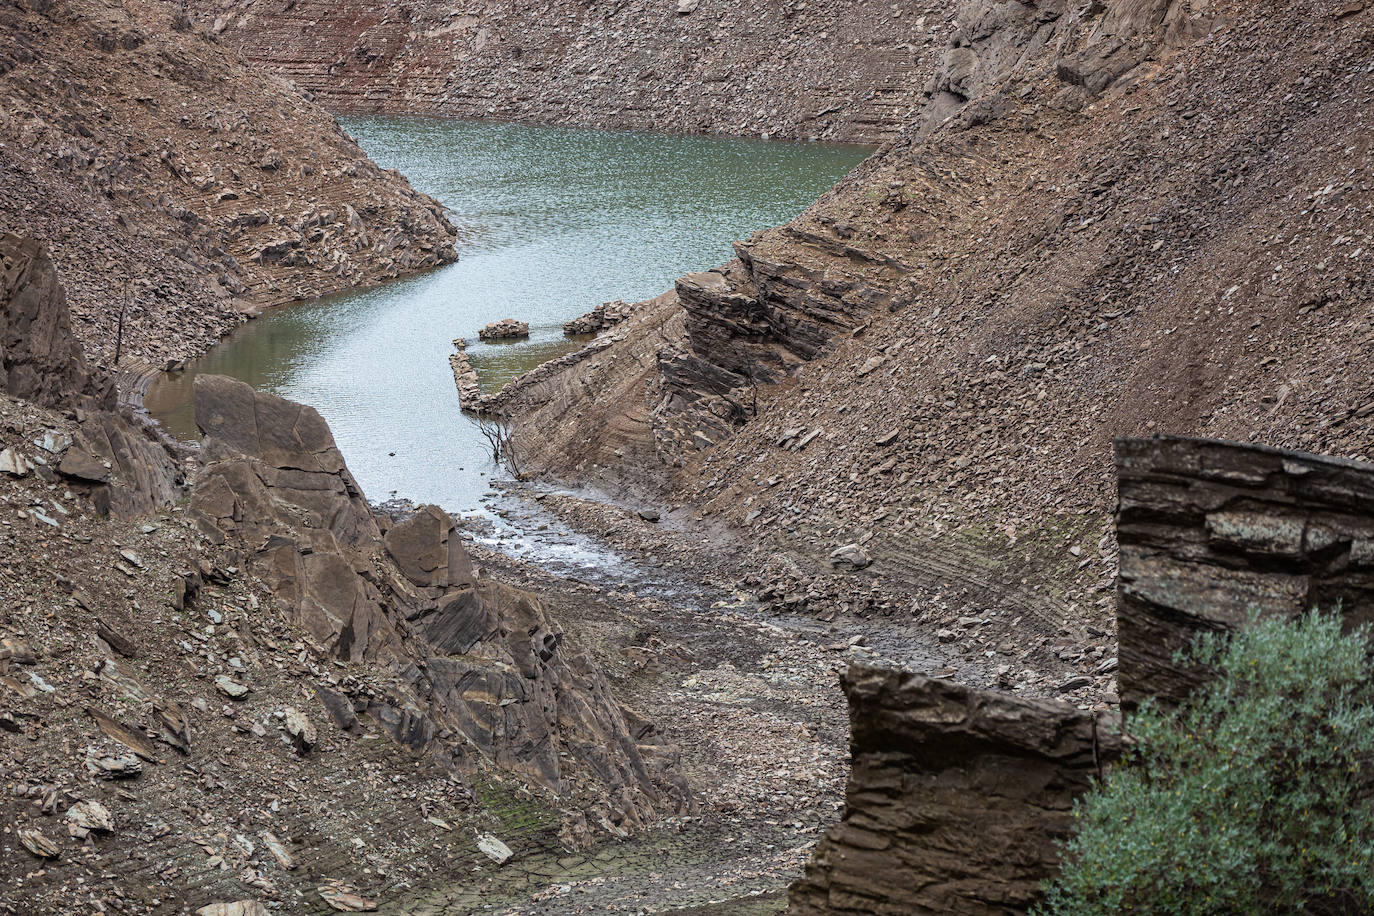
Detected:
[187,374,689,825]
[787,665,1120,915]
[1116,436,1374,708]
[0,234,104,410]
[0,234,184,516]
[789,435,1374,914]
[185,0,960,144]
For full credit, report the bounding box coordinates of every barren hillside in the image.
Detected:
[0,0,457,370]
[492,0,1374,679]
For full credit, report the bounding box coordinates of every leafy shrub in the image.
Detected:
[1039,612,1374,915]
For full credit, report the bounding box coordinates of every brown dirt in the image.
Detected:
[0,0,457,371]
[183,0,958,144]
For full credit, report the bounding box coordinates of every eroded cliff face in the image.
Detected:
[0,0,458,370]
[495,0,1374,660]
[789,435,1374,915]
[187,0,958,144]
[1116,436,1374,708]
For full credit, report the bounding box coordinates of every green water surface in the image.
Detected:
[145,117,869,511]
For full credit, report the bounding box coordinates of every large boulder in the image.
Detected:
[788,665,1119,915]
[189,375,397,660]
[385,503,474,590]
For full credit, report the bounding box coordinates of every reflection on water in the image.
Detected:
[145,116,870,513]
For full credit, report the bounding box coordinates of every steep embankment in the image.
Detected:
[492,0,1374,694]
[186,0,958,144]
[0,0,457,370]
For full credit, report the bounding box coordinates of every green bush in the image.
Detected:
[1039,612,1374,915]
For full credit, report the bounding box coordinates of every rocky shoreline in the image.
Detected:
[0,0,458,373]
[1,235,858,913]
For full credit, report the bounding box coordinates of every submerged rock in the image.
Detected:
[478,318,530,341]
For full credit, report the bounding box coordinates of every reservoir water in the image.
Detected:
[145,116,869,513]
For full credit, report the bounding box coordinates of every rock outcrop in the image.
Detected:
[495,0,1374,653]
[788,665,1119,915]
[0,0,457,370]
[191,374,404,660]
[1116,436,1374,708]
[0,234,104,409]
[186,0,959,144]
[187,374,687,822]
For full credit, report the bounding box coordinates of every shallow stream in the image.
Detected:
[145,116,868,516]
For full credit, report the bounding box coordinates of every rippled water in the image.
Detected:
[145,116,869,513]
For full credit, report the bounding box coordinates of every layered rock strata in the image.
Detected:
[1116,435,1374,708]
[790,434,1374,914]
[188,374,687,824]
[494,0,1374,648]
[787,665,1119,915]
[187,0,959,144]
[0,0,457,370]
